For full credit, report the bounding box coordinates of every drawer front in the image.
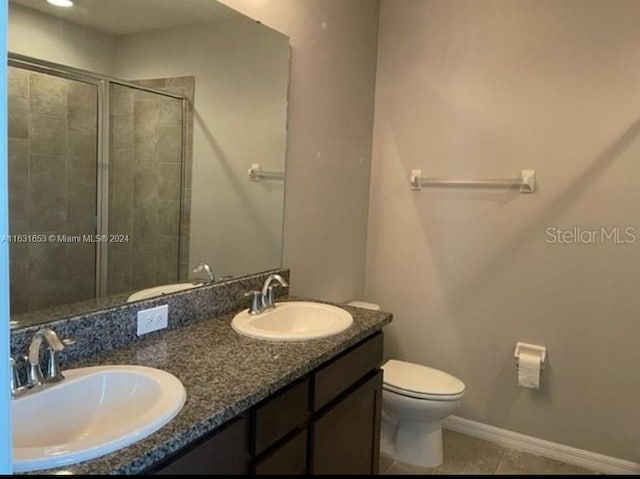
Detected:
[312,332,383,411]
[254,429,307,475]
[253,378,309,455]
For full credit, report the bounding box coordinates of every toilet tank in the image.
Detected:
[346,301,380,311]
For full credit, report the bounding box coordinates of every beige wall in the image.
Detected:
[8,3,116,74]
[220,0,380,301]
[367,0,640,462]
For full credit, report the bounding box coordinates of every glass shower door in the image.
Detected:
[107,83,184,296]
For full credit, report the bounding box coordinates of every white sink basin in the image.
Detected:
[12,365,186,472]
[127,282,201,302]
[231,301,353,341]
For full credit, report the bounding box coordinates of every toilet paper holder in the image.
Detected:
[514,342,546,369]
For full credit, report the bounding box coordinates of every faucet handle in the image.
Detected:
[10,356,26,397]
[244,290,262,315]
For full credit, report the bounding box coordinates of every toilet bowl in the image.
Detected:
[381,360,465,468]
[345,301,466,468]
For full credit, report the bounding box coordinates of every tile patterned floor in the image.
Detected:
[381,430,598,475]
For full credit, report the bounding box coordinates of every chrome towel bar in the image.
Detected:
[248,163,285,181]
[410,169,536,193]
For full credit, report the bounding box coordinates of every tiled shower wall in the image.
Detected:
[8,66,98,314]
[108,79,192,295]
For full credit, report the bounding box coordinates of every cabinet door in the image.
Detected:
[310,371,382,475]
[152,416,250,475]
[254,429,307,475]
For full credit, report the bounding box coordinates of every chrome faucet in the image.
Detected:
[192,262,215,283]
[261,274,288,310]
[11,328,71,398]
[244,274,289,315]
[28,328,66,387]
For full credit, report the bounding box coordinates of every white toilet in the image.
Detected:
[381,359,465,468]
[346,301,466,468]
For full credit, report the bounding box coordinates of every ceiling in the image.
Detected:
[11,0,240,36]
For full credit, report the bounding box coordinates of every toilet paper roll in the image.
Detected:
[517,352,541,389]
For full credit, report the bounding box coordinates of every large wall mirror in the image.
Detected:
[7,0,289,328]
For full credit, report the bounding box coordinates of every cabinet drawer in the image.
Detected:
[253,378,309,455]
[312,332,383,411]
[254,429,307,475]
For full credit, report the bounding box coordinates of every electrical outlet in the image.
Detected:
[137,305,168,336]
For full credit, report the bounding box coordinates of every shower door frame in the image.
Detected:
[7,53,188,298]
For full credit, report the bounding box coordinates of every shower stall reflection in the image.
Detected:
[7,60,190,314]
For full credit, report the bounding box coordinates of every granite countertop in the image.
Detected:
[39,299,392,475]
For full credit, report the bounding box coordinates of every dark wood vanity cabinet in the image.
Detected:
[149,332,383,475]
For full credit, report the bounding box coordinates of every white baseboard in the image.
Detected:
[443,415,640,475]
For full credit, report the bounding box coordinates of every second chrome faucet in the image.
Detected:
[192,262,215,284]
[244,274,289,315]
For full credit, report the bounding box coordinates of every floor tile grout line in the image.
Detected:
[384,460,396,475]
[493,446,509,475]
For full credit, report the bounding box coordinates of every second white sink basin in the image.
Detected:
[231,301,353,341]
[12,365,186,472]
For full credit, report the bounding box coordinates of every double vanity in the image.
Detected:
[9,270,392,475]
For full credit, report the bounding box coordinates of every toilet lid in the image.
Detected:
[382,360,465,397]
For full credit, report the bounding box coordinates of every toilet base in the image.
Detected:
[380,413,397,457]
[379,360,465,469]
[387,419,444,468]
